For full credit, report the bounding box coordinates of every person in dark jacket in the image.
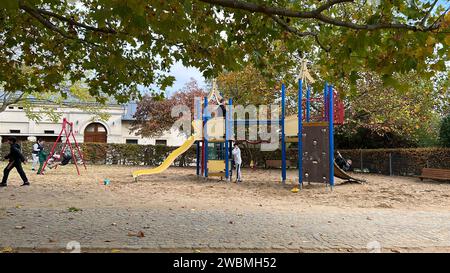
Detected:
[47,150,72,169]
[1,137,30,187]
[335,151,352,172]
[219,98,227,118]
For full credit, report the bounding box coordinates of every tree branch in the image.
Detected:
[314,0,354,14]
[35,8,122,35]
[428,6,450,30]
[269,15,331,52]
[0,91,26,112]
[19,1,117,51]
[420,0,439,26]
[198,0,442,31]
[19,1,73,39]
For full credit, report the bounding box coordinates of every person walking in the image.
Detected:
[1,137,30,187]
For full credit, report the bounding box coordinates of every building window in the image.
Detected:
[18,107,23,110]
[9,130,20,134]
[8,106,14,109]
[126,139,138,144]
[44,130,55,134]
[155,139,167,146]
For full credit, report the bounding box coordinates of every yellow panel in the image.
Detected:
[303,122,328,127]
[208,160,225,172]
[285,115,298,137]
[286,137,299,143]
[208,172,225,177]
[285,115,328,137]
[206,118,225,138]
[208,138,226,143]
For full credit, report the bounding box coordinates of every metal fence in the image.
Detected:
[339,148,450,176]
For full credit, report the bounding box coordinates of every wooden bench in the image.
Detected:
[265,160,294,169]
[419,168,450,182]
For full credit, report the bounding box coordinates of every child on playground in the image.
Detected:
[336,151,352,171]
[31,138,44,171]
[37,141,48,175]
[232,143,242,183]
[1,137,30,187]
[219,98,227,118]
[48,150,72,169]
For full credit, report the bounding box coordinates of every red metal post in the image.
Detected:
[41,118,67,173]
[62,125,80,175]
[69,121,87,170]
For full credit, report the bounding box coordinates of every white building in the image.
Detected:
[0,101,187,146]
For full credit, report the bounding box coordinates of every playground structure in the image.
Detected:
[193,76,344,188]
[40,118,87,175]
[132,64,363,188]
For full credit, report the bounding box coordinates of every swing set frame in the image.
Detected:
[40,118,87,175]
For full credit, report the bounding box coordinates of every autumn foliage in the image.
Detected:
[131,79,207,137]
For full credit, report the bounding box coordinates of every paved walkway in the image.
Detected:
[1,207,449,252]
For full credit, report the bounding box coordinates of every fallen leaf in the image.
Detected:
[1,247,13,253]
[111,249,121,253]
[68,207,82,212]
[15,226,25,230]
[128,231,145,238]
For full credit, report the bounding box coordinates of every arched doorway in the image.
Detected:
[84,123,107,143]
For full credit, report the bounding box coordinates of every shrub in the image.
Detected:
[2,141,449,177]
[439,115,450,147]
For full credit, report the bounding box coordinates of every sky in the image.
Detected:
[165,62,206,96]
[138,61,207,97]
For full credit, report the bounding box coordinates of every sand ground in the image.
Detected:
[1,163,449,212]
[0,163,449,252]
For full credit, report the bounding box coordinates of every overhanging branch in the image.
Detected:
[198,0,442,32]
[269,15,331,52]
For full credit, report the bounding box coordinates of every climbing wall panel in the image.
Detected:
[302,124,330,184]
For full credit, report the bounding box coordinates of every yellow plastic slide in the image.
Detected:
[132,135,196,180]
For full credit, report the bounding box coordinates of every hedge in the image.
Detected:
[1,141,449,176]
[0,141,198,167]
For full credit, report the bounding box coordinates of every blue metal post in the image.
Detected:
[306,85,311,122]
[204,96,208,178]
[229,98,233,139]
[328,85,334,188]
[323,82,328,120]
[196,99,201,176]
[281,83,286,183]
[298,79,303,188]
[225,98,232,180]
[225,102,229,180]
